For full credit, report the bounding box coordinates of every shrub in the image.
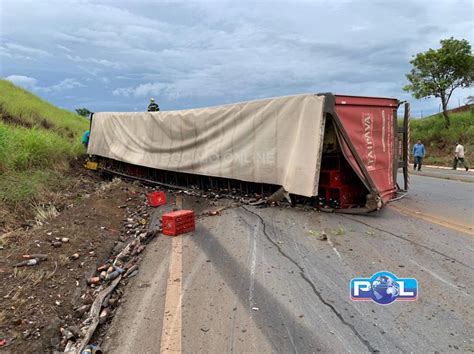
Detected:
[410,110,474,165]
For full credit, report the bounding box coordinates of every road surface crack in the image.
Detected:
[241,206,377,353]
[340,215,473,270]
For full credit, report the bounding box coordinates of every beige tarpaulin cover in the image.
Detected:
[88,94,326,197]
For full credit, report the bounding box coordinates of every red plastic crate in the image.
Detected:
[162,210,195,236]
[327,185,352,204]
[325,184,366,207]
[147,191,167,207]
[321,154,341,171]
[319,170,351,187]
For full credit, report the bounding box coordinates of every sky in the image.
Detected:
[1,0,473,117]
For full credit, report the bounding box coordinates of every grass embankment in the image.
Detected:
[410,110,474,166]
[0,79,88,208]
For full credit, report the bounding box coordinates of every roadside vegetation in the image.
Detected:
[410,109,474,166]
[0,79,88,210]
[404,37,473,128]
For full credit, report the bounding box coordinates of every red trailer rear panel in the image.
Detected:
[333,95,399,203]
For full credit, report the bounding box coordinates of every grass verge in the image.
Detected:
[409,110,474,166]
[0,80,88,218]
[0,79,87,137]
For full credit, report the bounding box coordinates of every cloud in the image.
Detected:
[40,78,85,93]
[5,75,38,89]
[113,83,164,97]
[4,75,84,93]
[4,42,51,57]
[66,54,124,70]
[56,44,72,52]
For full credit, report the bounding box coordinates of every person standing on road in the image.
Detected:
[453,142,469,171]
[147,98,160,112]
[412,139,425,171]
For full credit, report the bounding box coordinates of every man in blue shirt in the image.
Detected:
[412,139,425,171]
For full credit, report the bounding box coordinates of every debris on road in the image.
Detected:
[22,253,48,260]
[0,337,11,348]
[75,304,90,316]
[0,173,161,352]
[76,277,122,353]
[267,187,292,204]
[331,227,345,236]
[88,277,101,286]
[82,344,102,353]
[14,258,41,267]
[124,264,138,278]
[318,231,328,241]
[127,269,139,278]
[308,230,328,241]
[60,327,75,341]
[51,241,62,248]
[99,308,110,324]
[56,189,163,352]
[105,267,123,281]
[70,253,80,260]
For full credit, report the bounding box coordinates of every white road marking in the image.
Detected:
[410,259,473,299]
[327,237,342,260]
[248,223,258,307]
[160,236,183,353]
[121,253,169,353]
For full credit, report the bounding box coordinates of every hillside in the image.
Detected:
[0,80,88,226]
[410,110,474,166]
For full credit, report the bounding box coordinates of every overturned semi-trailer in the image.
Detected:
[87,93,409,212]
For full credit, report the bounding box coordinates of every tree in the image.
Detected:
[404,38,474,127]
[75,108,92,117]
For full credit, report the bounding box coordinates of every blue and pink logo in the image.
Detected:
[351,271,418,305]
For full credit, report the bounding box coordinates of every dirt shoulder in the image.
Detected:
[0,171,149,352]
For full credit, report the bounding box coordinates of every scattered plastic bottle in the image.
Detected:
[14,258,40,267]
[105,270,121,281]
[22,254,48,260]
[124,265,138,278]
[99,308,109,324]
[87,277,100,285]
[60,327,75,340]
[81,344,102,354]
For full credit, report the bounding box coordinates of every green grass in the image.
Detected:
[0,79,87,137]
[0,80,88,207]
[409,109,474,166]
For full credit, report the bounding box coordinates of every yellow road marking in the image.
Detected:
[389,204,474,236]
[160,236,183,353]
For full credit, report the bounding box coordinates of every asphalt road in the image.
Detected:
[397,172,474,228]
[103,172,474,353]
[413,166,473,183]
